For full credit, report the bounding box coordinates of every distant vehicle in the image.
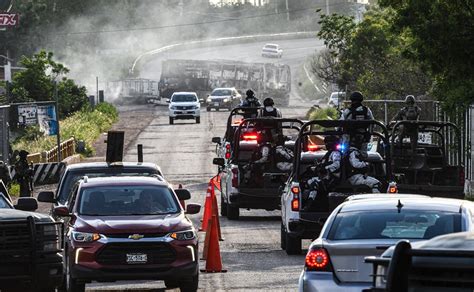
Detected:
[38,162,163,217]
[281,120,395,255]
[0,187,63,292]
[299,195,474,292]
[206,87,241,111]
[168,92,201,124]
[366,230,474,291]
[328,91,345,108]
[53,176,201,292]
[213,117,304,220]
[105,78,159,104]
[159,59,291,106]
[261,43,283,58]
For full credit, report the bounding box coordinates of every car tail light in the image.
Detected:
[459,167,465,186]
[305,248,332,271]
[242,133,258,140]
[307,144,319,151]
[232,168,239,187]
[291,186,300,211]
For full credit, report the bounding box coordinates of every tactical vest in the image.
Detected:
[261,107,278,117]
[348,105,369,120]
[404,106,419,121]
[321,150,341,176]
[275,146,293,163]
[345,148,366,176]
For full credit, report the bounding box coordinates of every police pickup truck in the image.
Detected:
[213,118,303,220]
[281,120,395,254]
[0,182,63,292]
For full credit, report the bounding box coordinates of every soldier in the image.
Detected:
[13,150,33,197]
[346,137,381,193]
[0,160,11,186]
[392,95,421,150]
[258,97,282,118]
[240,89,262,108]
[274,134,293,172]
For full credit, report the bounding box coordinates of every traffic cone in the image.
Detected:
[211,187,223,241]
[200,214,227,273]
[201,217,212,260]
[199,182,213,231]
[212,175,221,192]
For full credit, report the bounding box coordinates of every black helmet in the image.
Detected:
[405,95,415,105]
[246,89,255,98]
[350,91,364,102]
[263,97,274,107]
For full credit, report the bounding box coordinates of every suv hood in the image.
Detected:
[0,208,53,222]
[75,213,193,234]
[209,95,231,99]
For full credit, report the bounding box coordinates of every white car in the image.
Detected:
[327,92,345,108]
[168,92,201,124]
[298,195,474,292]
[206,87,241,111]
[261,43,283,58]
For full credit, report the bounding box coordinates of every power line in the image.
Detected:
[59,2,354,36]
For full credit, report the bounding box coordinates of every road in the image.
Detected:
[89,37,323,291]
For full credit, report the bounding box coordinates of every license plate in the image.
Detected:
[214,102,219,106]
[126,253,147,264]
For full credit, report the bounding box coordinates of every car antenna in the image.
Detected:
[397,199,404,213]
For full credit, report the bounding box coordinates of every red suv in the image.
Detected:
[53,176,201,292]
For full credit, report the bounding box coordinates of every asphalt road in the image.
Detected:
[89,37,323,291]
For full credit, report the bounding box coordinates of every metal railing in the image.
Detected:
[27,137,75,163]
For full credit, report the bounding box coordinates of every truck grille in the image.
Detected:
[0,220,32,254]
[176,106,192,110]
[97,242,176,265]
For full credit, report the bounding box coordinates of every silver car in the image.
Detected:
[298,195,474,292]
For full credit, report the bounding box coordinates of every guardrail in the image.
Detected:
[27,137,75,164]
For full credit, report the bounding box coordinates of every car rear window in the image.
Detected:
[78,185,179,216]
[171,94,197,102]
[58,168,160,204]
[328,210,462,240]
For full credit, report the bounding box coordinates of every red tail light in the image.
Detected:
[225,143,231,159]
[242,133,258,141]
[307,144,319,151]
[225,152,231,159]
[291,186,300,211]
[232,168,239,187]
[305,248,331,271]
[459,167,465,186]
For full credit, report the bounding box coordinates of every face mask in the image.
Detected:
[265,106,273,112]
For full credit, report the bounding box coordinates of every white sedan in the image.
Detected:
[261,43,283,58]
[298,194,474,292]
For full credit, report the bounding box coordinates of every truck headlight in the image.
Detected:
[206,98,212,103]
[169,106,176,110]
[42,224,60,251]
[375,264,388,288]
[223,98,229,103]
[169,229,196,241]
[72,231,103,242]
[193,105,200,110]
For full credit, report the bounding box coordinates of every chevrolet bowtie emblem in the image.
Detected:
[128,234,144,240]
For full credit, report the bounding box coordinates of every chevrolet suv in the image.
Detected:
[53,176,201,292]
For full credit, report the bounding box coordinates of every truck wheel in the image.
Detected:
[164,279,179,289]
[280,223,287,250]
[178,274,199,292]
[227,203,239,220]
[196,117,201,124]
[215,108,219,112]
[66,260,85,292]
[285,233,302,255]
[169,117,174,125]
[220,195,228,217]
[206,107,210,112]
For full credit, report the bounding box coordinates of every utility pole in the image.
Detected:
[326,0,330,15]
[285,0,289,21]
[96,76,99,105]
[54,82,61,162]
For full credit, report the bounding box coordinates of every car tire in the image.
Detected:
[196,117,201,124]
[178,274,199,292]
[206,107,210,112]
[226,203,239,220]
[169,117,174,125]
[285,233,302,255]
[164,279,179,289]
[280,223,287,250]
[220,194,228,217]
[216,107,219,112]
[66,258,85,292]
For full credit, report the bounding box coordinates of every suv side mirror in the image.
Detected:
[166,98,171,103]
[199,99,205,103]
[38,191,55,203]
[213,158,225,166]
[15,197,38,212]
[175,189,191,201]
[212,137,221,144]
[53,206,71,217]
[186,203,201,215]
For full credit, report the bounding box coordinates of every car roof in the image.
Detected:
[172,92,197,95]
[80,175,168,188]
[346,194,430,201]
[339,195,469,213]
[67,162,160,171]
[212,87,235,91]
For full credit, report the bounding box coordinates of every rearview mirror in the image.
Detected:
[175,189,191,201]
[15,197,38,212]
[213,158,225,166]
[212,137,221,144]
[186,203,201,215]
[38,191,55,203]
[53,206,71,217]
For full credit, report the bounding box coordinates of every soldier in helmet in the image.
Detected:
[0,160,11,186]
[240,89,262,108]
[392,95,421,150]
[13,150,33,197]
[258,97,282,118]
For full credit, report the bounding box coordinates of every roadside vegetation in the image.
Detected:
[306,106,338,121]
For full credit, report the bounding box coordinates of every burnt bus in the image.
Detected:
[159,59,291,106]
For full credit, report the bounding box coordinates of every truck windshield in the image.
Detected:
[78,185,180,216]
[172,94,197,102]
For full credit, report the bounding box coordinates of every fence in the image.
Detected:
[27,137,76,164]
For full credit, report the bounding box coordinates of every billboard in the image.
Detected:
[17,105,37,125]
[0,13,19,27]
[17,104,58,136]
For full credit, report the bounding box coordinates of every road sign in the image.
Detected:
[0,13,19,27]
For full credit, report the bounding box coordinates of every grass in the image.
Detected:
[294,57,329,103]
[13,103,118,156]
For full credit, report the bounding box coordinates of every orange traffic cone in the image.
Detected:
[211,189,223,241]
[199,182,213,231]
[201,217,212,260]
[200,214,227,273]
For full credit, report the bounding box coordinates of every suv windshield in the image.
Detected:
[211,89,232,96]
[328,210,462,240]
[78,185,179,216]
[171,94,197,102]
[264,45,277,49]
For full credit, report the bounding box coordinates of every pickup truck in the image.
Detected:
[213,118,303,220]
[0,182,63,292]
